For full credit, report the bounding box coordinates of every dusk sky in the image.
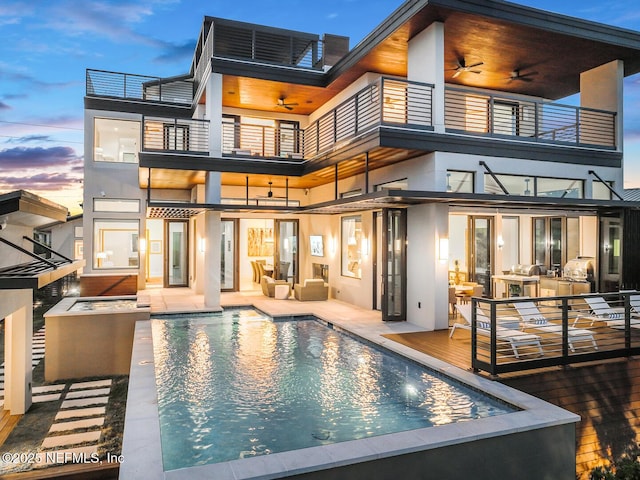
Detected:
[1,0,640,214]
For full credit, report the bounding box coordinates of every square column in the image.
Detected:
[2,289,33,415]
[203,209,221,309]
[406,203,449,330]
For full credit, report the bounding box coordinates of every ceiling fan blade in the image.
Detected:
[285,105,293,111]
[467,62,484,68]
[469,70,482,74]
[452,70,461,78]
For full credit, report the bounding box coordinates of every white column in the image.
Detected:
[408,22,445,133]
[202,69,223,308]
[204,209,221,309]
[3,289,33,415]
[580,60,624,152]
[406,203,449,330]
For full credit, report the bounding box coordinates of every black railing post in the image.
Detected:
[488,95,495,134]
[490,300,497,373]
[471,298,478,371]
[123,73,127,98]
[354,93,359,134]
[575,107,580,146]
[625,293,632,351]
[561,298,569,360]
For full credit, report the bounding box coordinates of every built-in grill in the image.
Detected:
[562,257,595,284]
[559,257,596,296]
[510,264,546,276]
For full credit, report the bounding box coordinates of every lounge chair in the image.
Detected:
[451,304,543,359]
[514,301,597,352]
[581,296,640,329]
[260,275,291,298]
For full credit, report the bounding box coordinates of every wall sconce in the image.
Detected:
[438,237,449,264]
[497,235,504,250]
[199,238,206,253]
[139,238,147,254]
[361,237,370,257]
[329,237,336,255]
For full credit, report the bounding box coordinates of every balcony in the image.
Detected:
[221,77,435,161]
[86,69,193,106]
[221,78,616,166]
[445,86,616,149]
[142,116,210,155]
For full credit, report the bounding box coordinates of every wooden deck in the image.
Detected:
[383,328,640,479]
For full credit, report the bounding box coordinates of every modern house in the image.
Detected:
[83,0,640,329]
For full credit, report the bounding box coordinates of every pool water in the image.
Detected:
[151,309,515,471]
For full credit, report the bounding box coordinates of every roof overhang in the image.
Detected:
[0,190,68,227]
[213,0,640,114]
[146,190,640,218]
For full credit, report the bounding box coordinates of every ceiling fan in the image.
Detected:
[275,97,298,111]
[507,69,538,83]
[451,59,483,78]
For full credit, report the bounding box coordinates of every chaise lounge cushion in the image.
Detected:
[294,279,329,301]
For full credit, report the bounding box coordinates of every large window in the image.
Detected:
[593,180,613,200]
[94,219,140,269]
[341,216,362,279]
[447,171,474,193]
[484,173,583,198]
[94,118,140,163]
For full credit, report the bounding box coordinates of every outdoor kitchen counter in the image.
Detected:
[492,274,540,298]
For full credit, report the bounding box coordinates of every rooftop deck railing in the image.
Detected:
[86,69,193,105]
[466,292,640,375]
[445,87,616,149]
[142,116,210,155]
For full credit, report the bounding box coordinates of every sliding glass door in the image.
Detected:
[275,219,298,284]
[381,209,406,321]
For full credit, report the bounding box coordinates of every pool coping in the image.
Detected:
[119,311,579,480]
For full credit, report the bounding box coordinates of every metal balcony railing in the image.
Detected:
[86,69,193,105]
[221,122,304,159]
[468,292,640,375]
[142,116,210,154]
[303,77,434,159]
[445,87,616,149]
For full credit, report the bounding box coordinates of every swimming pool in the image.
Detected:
[151,309,514,471]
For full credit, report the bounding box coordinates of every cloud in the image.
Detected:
[0,146,81,169]
[0,172,82,191]
[154,39,196,64]
[0,70,77,90]
[4,134,53,144]
[42,0,179,49]
[0,101,11,111]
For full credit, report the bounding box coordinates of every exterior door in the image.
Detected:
[381,209,406,321]
[274,219,298,284]
[165,220,188,287]
[220,219,238,291]
[600,214,621,292]
[468,216,493,297]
